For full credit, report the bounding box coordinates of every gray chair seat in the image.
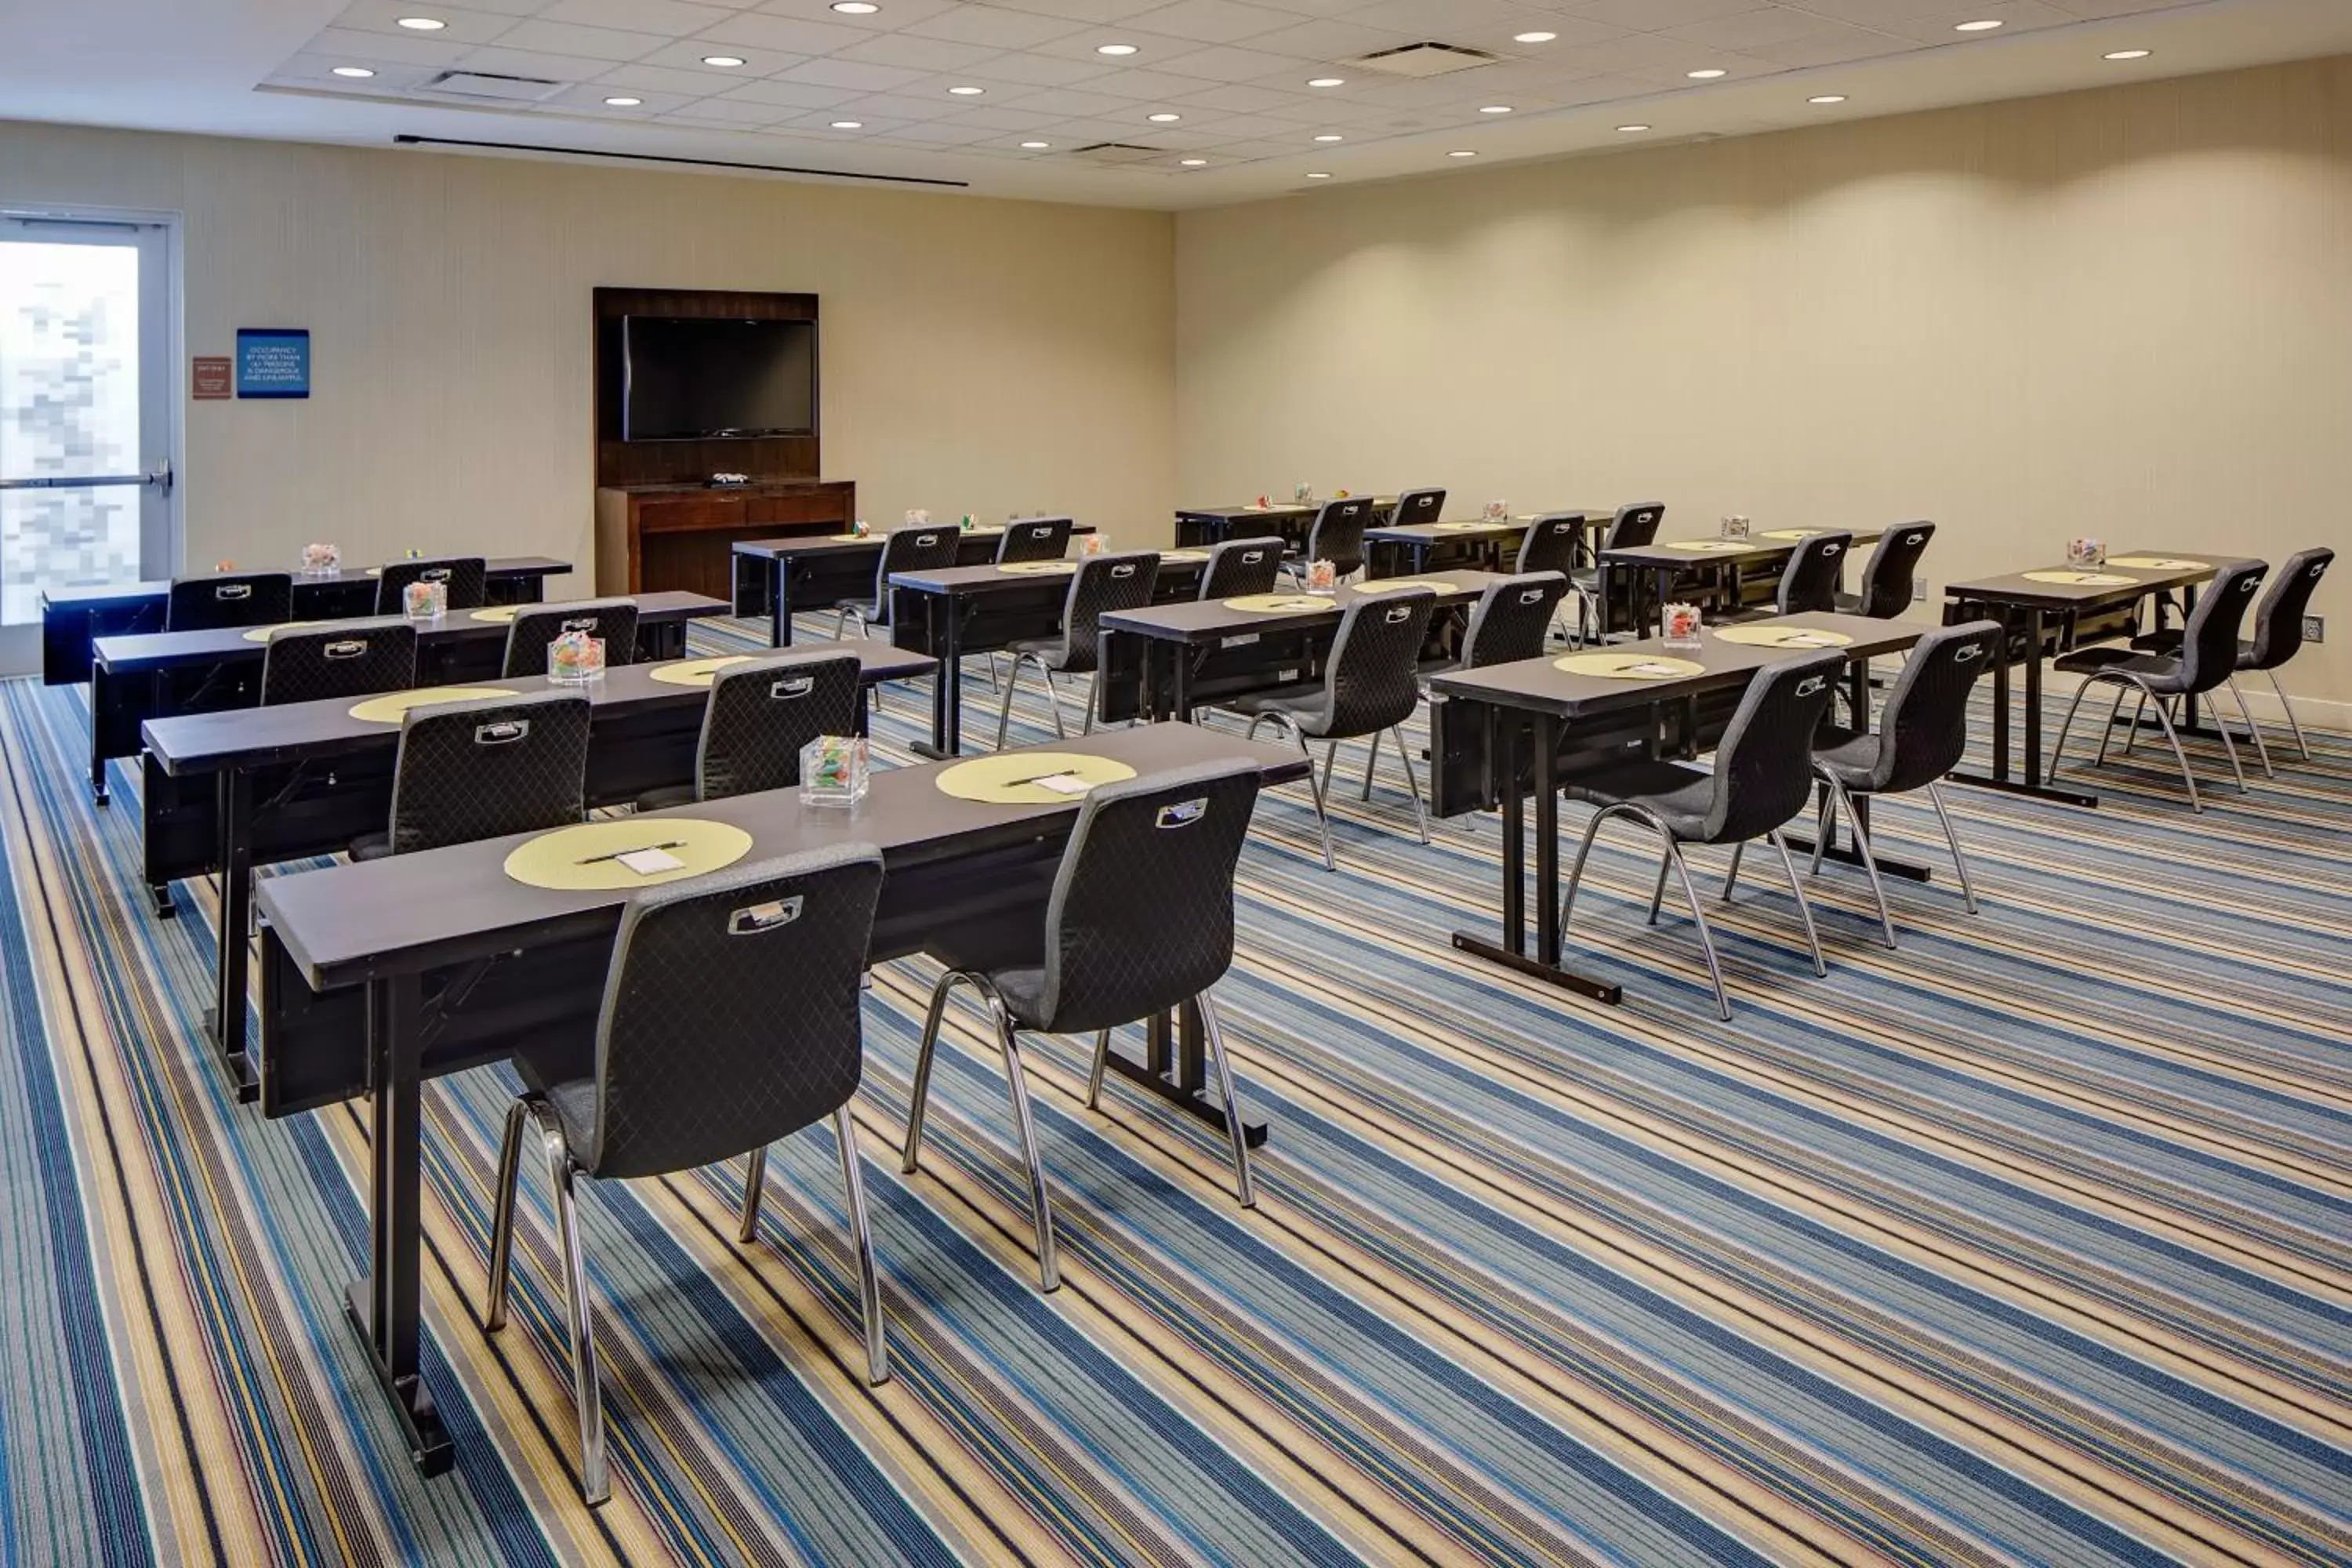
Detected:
[2053,644,2190,692]
[1806,723,1883,786]
[1007,635,1066,666]
[1831,590,1866,616]
[349,832,393,862]
[633,782,697,812]
[989,967,1050,1026]
[1562,759,1716,840]
[1223,680,1328,725]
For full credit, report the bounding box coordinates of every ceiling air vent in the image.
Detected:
[1066,142,1167,165]
[1341,42,1498,78]
[419,69,569,103]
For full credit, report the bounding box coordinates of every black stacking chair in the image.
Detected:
[1423,572,1570,683]
[993,552,1160,748]
[1514,514,1587,576]
[904,764,1262,1290]
[1283,497,1375,584]
[2132,546,2332,774]
[1570,503,1665,642]
[167,572,292,631]
[350,690,590,860]
[996,516,1074,564]
[637,650,864,811]
[2048,559,2267,812]
[374,556,487,615]
[1772,532,1852,615]
[831,524,960,639]
[502,600,641,680]
[486,847,890,1504]
[1388,487,1446,529]
[1206,589,1436,870]
[1197,536,1285,601]
[1559,652,1843,1020]
[259,622,418,707]
[1836,523,1935,619]
[1806,622,2002,947]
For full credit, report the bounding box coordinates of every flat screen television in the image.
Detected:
[620,316,817,441]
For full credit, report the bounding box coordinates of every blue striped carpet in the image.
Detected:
[0,620,2345,1566]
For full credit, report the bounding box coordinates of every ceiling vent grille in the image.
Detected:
[1067,142,1167,165]
[419,69,568,103]
[1341,42,1497,78]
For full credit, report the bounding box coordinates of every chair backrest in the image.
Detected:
[1022,763,1261,1035]
[1304,497,1374,576]
[1389,488,1446,529]
[581,846,885,1179]
[868,524,961,618]
[1864,620,2001,793]
[1700,652,1845,844]
[695,651,864,802]
[502,599,641,679]
[2175,560,2267,693]
[996,516,1073,564]
[1858,522,1936,619]
[1514,514,1586,575]
[1052,552,1160,674]
[374,557,487,615]
[1199,535,1285,601]
[1602,503,1665,553]
[2245,547,2332,670]
[1460,572,1570,670]
[1314,588,1436,739]
[167,572,292,632]
[260,622,418,706]
[386,689,590,856]
[1775,532,1853,615]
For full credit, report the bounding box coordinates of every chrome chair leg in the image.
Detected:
[2047,677,2100,780]
[901,971,963,1174]
[1558,804,1621,930]
[1040,668,1069,739]
[2210,695,2248,792]
[2092,683,2129,768]
[1720,840,1745,902]
[2140,680,2202,812]
[1319,741,1338,804]
[1926,782,1980,915]
[1359,728,1382,800]
[1653,824,1732,1022]
[1645,845,1671,924]
[1287,724,1335,872]
[1195,991,1255,1209]
[1824,777,1896,949]
[993,654,1028,750]
[738,1145,768,1243]
[832,1105,890,1385]
[1808,786,1833,877]
[484,1097,530,1332]
[2122,689,2147,756]
[1392,727,1430,844]
[1080,674,1098,735]
[2268,669,2312,760]
[2226,675,2273,778]
[1769,829,1829,978]
[983,993,1060,1293]
[1086,1027,1112,1109]
[539,1102,608,1505]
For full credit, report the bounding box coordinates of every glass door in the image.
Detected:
[0,213,177,674]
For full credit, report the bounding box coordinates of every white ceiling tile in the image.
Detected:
[1557,0,1761,27]
[635,36,807,70]
[455,43,630,78]
[308,25,476,66]
[1145,43,1314,82]
[271,53,443,89]
[666,93,792,120]
[1338,0,1562,35]
[899,6,1093,48]
[943,103,1070,129]
[691,12,872,52]
[830,89,964,118]
[1662,8,1857,50]
[1738,27,1920,66]
[1120,0,1301,44]
[715,74,864,104]
[535,0,739,34]
[330,3,523,46]
[879,118,997,143]
[832,31,1004,71]
[773,108,910,131]
[772,54,934,87]
[545,80,698,111]
[1080,66,1223,99]
[593,59,763,91]
[1230,16,1414,62]
[1864,0,2082,42]
[488,19,672,61]
[1167,80,1298,111]
[995,84,1141,114]
[989,0,1168,20]
[752,0,960,26]
[960,52,1116,86]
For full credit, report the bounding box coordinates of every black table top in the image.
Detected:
[93,590,728,674]
[1602,526,1886,569]
[142,641,932,778]
[1944,549,2230,611]
[889,550,1209,597]
[255,721,1309,992]
[1174,496,1396,521]
[42,557,570,611]
[1432,612,1919,720]
[1098,568,1506,645]
[731,524,1097,561]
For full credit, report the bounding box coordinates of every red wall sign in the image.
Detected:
[191,356,232,400]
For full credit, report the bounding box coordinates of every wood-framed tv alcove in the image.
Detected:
[592,286,855,599]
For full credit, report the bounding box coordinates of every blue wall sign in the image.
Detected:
[235,328,310,399]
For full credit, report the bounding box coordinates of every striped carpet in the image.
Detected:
[0,620,2347,1566]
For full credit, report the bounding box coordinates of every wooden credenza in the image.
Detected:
[594,480,856,599]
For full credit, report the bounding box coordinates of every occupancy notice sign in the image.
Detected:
[235,328,310,399]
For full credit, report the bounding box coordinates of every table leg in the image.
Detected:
[1451,707,1621,1003]
[913,594,962,760]
[1168,641,1193,725]
[1105,997,1268,1147]
[206,768,261,1101]
[343,971,452,1479]
[88,667,116,804]
[1784,659,1933,882]
[1951,603,2097,807]
[770,557,793,648]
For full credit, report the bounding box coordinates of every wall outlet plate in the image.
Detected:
[2303,614,2324,644]
[1912,577,1927,602]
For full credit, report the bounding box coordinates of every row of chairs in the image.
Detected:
[166,555,500,630]
[249,597,646,706]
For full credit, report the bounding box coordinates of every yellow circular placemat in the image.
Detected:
[1161,550,1210,563]
[1000,561,1078,576]
[365,567,383,577]
[1225,593,1337,614]
[470,605,520,623]
[829,532,874,543]
[348,686,518,724]
[967,524,1005,535]
[1712,625,1853,648]
[1554,652,1707,680]
[2024,569,2135,586]
[241,620,321,643]
[935,752,1139,806]
[503,818,754,891]
[1759,528,1825,541]
[648,655,753,688]
[1352,579,1452,594]
[2107,556,2209,571]
[1662,539,1751,553]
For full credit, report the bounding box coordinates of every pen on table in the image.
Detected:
[575,838,686,865]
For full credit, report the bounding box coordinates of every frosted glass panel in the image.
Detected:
[0,241,143,622]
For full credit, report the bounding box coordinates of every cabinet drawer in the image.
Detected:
[746,492,841,525]
[637,498,746,532]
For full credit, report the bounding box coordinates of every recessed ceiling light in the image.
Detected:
[2104,48,2151,60]
[1306,171,1332,179]
[1808,94,1846,104]
[604,95,642,106]
[948,84,984,94]
[1448,150,1477,158]
[1096,42,1138,56]
[1180,158,1207,167]
[1954,19,2002,31]
[332,65,375,78]
[830,120,863,129]
[1147,111,1181,122]
[395,16,445,30]
[1306,77,1344,88]
[1479,105,1512,115]
[1616,123,1650,132]
[1020,140,1050,149]
[1514,31,1557,44]
[1686,67,1727,79]
[831,1,879,11]
[702,54,746,67]
[1313,132,1344,142]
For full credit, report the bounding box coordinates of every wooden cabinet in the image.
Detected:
[595,481,856,599]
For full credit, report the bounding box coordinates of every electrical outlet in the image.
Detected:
[2303,614,2325,644]
[1911,577,1927,602]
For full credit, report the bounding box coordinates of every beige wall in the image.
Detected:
[1176,56,2352,715]
[0,120,1178,594]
